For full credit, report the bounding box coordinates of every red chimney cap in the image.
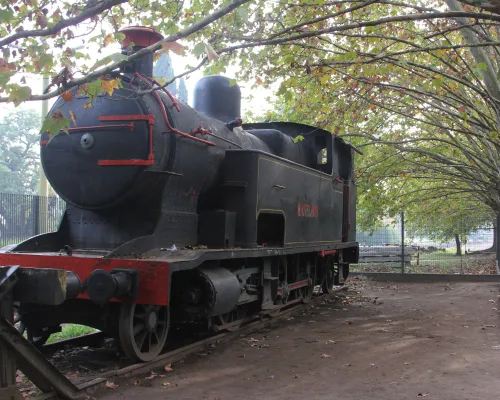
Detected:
[119,26,164,49]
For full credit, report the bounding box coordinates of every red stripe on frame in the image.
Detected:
[0,253,170,305]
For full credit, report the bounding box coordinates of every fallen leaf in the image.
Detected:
[328,340,337,344]
[105,381,118,389]
[145,371,157,380]
[164,363,173,372]
[162,382,178,389]
[320,354,331,358]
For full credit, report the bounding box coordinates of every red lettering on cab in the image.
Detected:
[298,203,319,218]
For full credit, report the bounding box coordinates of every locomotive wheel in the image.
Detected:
[119,303,169,362]
[335,263,350,285]
[27,328,52,347]
[321,257,336,294]
[299,261,315,304]
[212,307,243,332]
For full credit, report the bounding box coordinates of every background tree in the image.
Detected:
[178,77,188,103]
[153,53,178,96]
[0,109,41,194]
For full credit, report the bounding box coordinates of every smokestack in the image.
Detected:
[119,26,164,77]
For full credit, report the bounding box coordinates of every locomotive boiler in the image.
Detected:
[0,26,359,362]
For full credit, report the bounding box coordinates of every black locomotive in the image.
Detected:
[0,27,359,362]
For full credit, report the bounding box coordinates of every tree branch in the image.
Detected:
[0,0,251,103]
[0,0,128,48]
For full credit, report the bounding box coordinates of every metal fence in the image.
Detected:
[0,193,66,248]
[0,193,497,275]
[354,213,497,275]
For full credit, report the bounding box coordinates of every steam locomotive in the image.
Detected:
[0,27,359,362]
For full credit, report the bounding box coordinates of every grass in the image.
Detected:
[46,324,97,344]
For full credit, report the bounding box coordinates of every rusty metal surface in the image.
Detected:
[13,268,68,305]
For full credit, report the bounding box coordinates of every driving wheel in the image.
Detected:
[119,303,169,362]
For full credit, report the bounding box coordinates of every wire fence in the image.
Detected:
[354,213,497,275]
[0,193,497,275]
[0,193,66,248]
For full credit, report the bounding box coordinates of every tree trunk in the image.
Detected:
[491,221,497,252]
[455,234,462,256]
[481,219,497,253]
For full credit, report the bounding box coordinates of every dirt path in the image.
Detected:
[94,280,500,400]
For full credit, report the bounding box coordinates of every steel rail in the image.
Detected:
[34,286,348,400]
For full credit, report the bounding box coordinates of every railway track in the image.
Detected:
[32,285,348,400]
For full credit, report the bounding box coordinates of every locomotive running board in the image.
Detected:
[0,266,82,400]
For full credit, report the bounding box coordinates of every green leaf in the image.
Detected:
[0,71,15,86]
[89,53,127,72]
[237,7,248,20]
[0,9,14,23]
[7,85,31,107]
[41,114,70,142]
[86,79,103,103]
[39,54,53,70]
[110,53,128,63]
[114,32,126,41]
[477,62,488,72]
[193,42,206,57]
[431,78,443,89]
[293,135,305,144]
[193,42,219,60]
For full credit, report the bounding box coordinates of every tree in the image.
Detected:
[0,0,252,109]
[178,77,188,103]
[0,109,41,194]
[2,0,500,111]
[153,53,177,96]
[197,0,500,246]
